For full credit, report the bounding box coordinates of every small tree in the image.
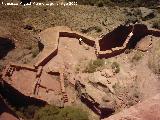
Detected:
[111,62,120,73]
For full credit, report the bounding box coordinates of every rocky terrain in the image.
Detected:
[0,0,160,120]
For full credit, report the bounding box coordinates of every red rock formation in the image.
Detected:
[102,94,160,120]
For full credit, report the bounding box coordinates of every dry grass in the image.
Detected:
[148,41,160,74]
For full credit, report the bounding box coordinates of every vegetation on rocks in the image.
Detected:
[131,51,143,63]
[34,105,89,120]
[111,62,120,73]
[84,59,105,73]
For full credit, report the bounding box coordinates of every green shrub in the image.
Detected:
[34,105,60,120]
[131,51,143,63]
[57,106,89,120]
[34,105,89,120]
[111,62,120,73]
[84,59,105,73]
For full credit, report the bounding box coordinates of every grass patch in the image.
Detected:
[83,59,105,73]
[34,105,89,120]
[131,51,143,63]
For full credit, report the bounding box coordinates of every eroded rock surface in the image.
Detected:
[102,94,160,120]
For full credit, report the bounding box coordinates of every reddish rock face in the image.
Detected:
[102,94,160,120]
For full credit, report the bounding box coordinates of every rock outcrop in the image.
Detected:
[75,69,116,117]
[75,80,115,117]
[102,94,160,120]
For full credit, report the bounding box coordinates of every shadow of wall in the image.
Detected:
[0,37,15,59]
[127,24,148,49]
[99,25,133,51]
[0,95,19,119]
[0,81,47,110]
[60,32,95,47]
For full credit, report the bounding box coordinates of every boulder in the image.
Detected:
[136,35,152,51]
